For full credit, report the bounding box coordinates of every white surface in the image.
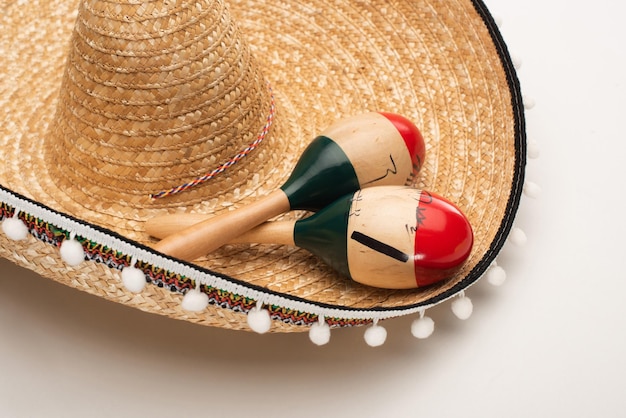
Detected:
[2,0,626,416]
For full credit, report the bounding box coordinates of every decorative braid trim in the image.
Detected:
[0,189,437,328]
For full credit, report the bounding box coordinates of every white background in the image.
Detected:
[2,0,625,416]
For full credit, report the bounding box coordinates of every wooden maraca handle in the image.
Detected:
[147,213,295,245]
[152,189,290,260]
[147,213,213,240]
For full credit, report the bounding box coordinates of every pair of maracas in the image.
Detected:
[147,112,473,289]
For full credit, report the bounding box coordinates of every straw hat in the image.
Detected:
[0,0,526,340]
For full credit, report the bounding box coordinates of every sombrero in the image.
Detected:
[0,0,527,343]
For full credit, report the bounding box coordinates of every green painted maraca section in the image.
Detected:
[280,136,360,211]
[293,193,352,279]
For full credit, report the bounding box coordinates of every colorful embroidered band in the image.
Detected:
[149,84,276,200]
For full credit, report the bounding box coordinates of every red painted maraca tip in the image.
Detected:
[379,112,426,174]
[413,192,473,287]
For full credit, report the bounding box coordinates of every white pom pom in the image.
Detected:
[364,320,387,347]
[247,304,272,334]
[411,313,435,339]
[309,318,331,346]
[181,287,209,312]
[451,293,473,320]
[2,215,28,241]
[121,265,146,293]
[527,140,540,159]
[523,181,542,199]
[509,227,527,246]
[486,264,507,286]
[523,95,536,110]
[60,235,85,267]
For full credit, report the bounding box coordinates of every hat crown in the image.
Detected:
[46,0,271,208]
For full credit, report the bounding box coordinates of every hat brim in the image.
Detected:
[0,0,525,331]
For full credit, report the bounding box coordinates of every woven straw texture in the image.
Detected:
[0,0,523,331]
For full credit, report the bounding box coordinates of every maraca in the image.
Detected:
[152,112,425,261]
[149,186,473,289]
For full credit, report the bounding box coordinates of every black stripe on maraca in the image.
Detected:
[350,231,410,263]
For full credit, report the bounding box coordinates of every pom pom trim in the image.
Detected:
[59,232,86,267]
[0,162,522,331]
[411,310,435,339]
[309,316,332,346]
[181,286,210,312]
[2,213,29,241]
[364,319,387,347]
[486,263,507,286]
[247,303,272,334]
[451,291,473,320]
[121,257,147,293]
